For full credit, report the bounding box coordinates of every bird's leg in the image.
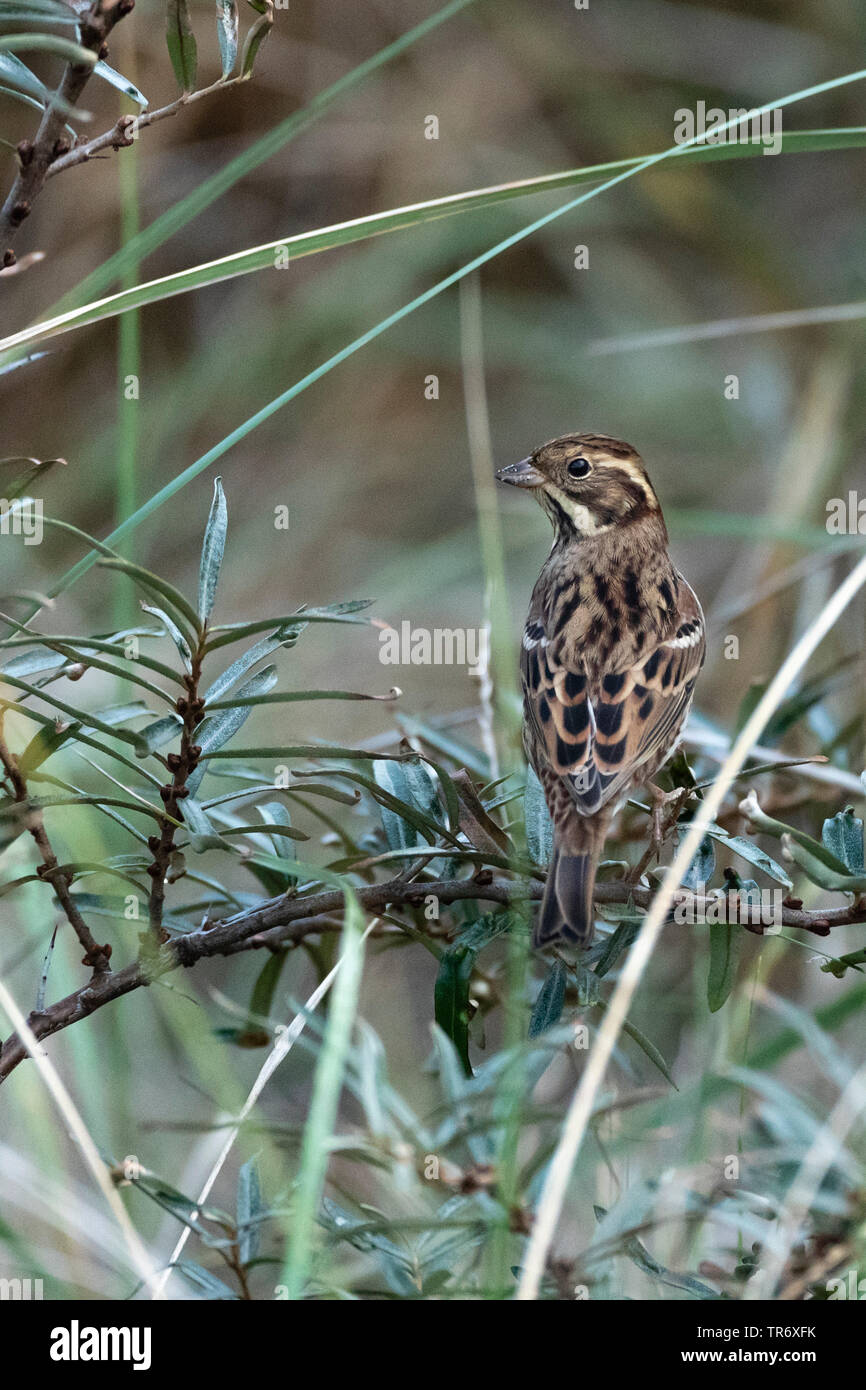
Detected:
[647,783,675,854]
[628,783,692,883]
[648,782,695,852]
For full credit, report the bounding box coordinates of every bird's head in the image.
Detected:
[495,433,663,542]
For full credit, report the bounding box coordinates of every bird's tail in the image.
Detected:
[533,847,598,950]
[533,815,611,951]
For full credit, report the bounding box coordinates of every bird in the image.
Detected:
[496,432,705,950]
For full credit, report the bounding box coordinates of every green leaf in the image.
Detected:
[699,820,793,889]
[593,915,641,979]
[236,1156,262,1265]
[524,766,553,867]
[203,603,371,652]
[707,922,741,1013]
[0,673,150,754]
[619,1017,677,1089]
[216,0,238,78]
[738,792,851,877]
[198,476,227,621]
[205,686,399,710]
[211,822,307,843]
[593,994,676,1087]
[257,800,295,859]
[528,958,567,1038]
[18,721,79,777]
[434,943,474,1077]
[15,129,866,364]
[93,59,148,108]
[165,0,197,91]
[620,1231,719,1300]
[0,34,95,65]
[782,836,866,893]
[98,557,201,639]
[682,831,715,893]
[280,871,366,1299]
[0,455,64,502]
[240,0,272,78]
[373,760,435,851]
[0,1,79,21]
[175,1261,239,1299]
[246,949,290,1033]
[822,809,865,875]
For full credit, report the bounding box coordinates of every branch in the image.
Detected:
[0,724,111,973]
[2,871,864,1084]
[0,0,134,255]
[45,74,247,180]
[146,656,206,943]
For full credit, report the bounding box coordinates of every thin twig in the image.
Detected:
[0,0,134,253]
[46,74,248,180]
[0,723,110,972]
[2,868,864,1084]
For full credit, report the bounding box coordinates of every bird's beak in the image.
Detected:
[495,457,545,489]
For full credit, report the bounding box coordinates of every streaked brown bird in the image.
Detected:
[496,433,705,950]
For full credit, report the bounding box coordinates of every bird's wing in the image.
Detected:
[521,578,705,815]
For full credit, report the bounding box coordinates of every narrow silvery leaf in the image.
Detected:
[0,51,48,101]
[36,925,58,1013]
[0,1,79,21]
[93,59,148,108]
[237,1156,262,1266]
[822,809,865,875]
[203,625,295,703]
[215,0,238,78]
[181,796,226,851]
[240,0,272,78]
[89,701,151,727]
[434,945,474,1077]
[257,800,294,860]
[137,713,183,755]
[707,922,741,1014]
[528,958,567,1037]
[186,663,278,795]
[165,0,197,92]
[373,762,423,851]
[524,766,553,866]
[1,646,67,677]
[141,601,192,672]
[198,476,228,621]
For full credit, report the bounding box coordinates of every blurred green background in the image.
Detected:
[1,0,865,1298]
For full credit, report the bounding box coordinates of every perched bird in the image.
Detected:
[496,433,705,950]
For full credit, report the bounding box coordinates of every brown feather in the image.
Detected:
[506,433,706,949]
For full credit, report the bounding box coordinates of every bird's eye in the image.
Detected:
[567,456,590,479]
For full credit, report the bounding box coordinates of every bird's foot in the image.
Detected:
[646,782,691,857]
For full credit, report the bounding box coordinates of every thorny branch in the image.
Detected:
[2,868,864,1084]
[0,0,134,255]
[46,74,248,180]
[0,722,111,973]
[0,0,249,260]
[146,651,205,944]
